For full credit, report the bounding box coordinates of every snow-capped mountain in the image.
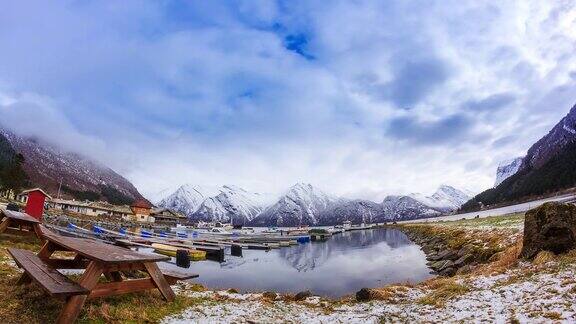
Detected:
[381,195,441,221]
[494,157,523,186]
[191,185,271,224]
[420,185,474,211]
[157,184,220,216]
[158,184,270,224]
[157,183,472,226]
[0,125,144,202]
[250,183,340,227]
[381,185,472,221]
[317,199,383,225]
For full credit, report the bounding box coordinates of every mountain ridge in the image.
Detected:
[0,126,144,204]
[461,102,576,211]
[159,183,471,226]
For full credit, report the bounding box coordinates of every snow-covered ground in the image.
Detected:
[163,261,576,323]
[401,193,576,223]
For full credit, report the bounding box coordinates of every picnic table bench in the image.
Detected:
[9,226,198,324]
[0,209,42,238]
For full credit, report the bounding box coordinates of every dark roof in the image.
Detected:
[130,199,152,209]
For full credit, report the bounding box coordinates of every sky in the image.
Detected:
[1,0,576,201]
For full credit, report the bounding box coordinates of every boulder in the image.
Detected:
[439,267,456,276]
[438,260,454,272]
[454,253,474,267]
[521,202,576,259]
[356,288,373,302]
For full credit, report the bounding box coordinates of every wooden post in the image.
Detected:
[143,262,176,302]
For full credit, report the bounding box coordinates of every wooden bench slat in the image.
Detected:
[8,248,89,297]
[158,265,199,281]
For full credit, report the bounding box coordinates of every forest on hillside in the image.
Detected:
[461,140,576,212]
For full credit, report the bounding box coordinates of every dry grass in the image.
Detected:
[533,251,556,266]
[472,240,523,275]
[417,277,470,307]
[542,311,563,320]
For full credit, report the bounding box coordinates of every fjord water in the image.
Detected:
[188,228,432,297]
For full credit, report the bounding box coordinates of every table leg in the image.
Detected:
[38,241,57,260]
[144,262,176,302]
[56,261,104,324]
[0,218,11,234]
[33,224,45,243]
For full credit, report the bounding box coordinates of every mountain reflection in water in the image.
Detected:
[187,228,432,297]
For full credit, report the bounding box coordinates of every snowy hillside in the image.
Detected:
[158,184,270,224]
[381,195,442,221]
[416,185,474,211]
[191,185,271,224]
[157,184,221,216]
[381,185,472,221]
[157,183,472,226]
[494,158,523,186]
[0,125,144,202]
[250,183,340,227]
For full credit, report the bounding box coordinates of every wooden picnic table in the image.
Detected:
[11,226,197,324]
[0,209,42,238]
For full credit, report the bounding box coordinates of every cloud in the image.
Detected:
[0,0,576,201]
[383,56,452,109]
[386,114,472,145]
[464,92,517,111]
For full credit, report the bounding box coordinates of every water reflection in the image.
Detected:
[182,228,432,297]
[278,229,413,272]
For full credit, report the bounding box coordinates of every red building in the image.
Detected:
[19,188,52,220]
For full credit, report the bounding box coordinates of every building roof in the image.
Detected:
[131,199,152,209]
[18,188,52,199]
[151,207,186,219]
[49,198,132,214]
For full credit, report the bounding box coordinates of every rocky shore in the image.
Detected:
[398,225,514,276]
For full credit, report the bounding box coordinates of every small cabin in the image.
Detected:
[130,200,155,223]
[151,208,186,226]
[17,188,52,220]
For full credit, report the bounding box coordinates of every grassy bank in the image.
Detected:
[0,233,208,324]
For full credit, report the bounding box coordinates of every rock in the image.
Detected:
[439,267,456,276]
[521,202,576,259]
[227,288,239,294]
[435,249,456,261]
[438,260,454,271]
[294,290,312,301]
[457,244,474,258]
[356,288,373,302]
[430,260,447,270]
[454,253,474,267]
[455,264,474,275]
[262,291,278,300]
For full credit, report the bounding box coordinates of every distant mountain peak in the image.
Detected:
[495,157,523,187]
[158,184,269,224]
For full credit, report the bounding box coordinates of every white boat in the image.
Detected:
[335,221,352,231]
[262,227,279,234]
